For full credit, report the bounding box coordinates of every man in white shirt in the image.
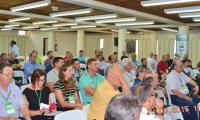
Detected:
[96,54,109,76]
[166,59,199,120]
[9,41,19,59]
[121,58,136,87]
[46,57,64,91]
[134,82,159,120]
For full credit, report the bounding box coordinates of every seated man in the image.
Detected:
[46,57,64,91]
[166,60,199,120]
[8,52,21,70]
[44,51,53,68]
[23,52,41,82]
[121,58,136,87]
[0,63,31,120]
[88,64,131,120]
[105,94,141,120]
[96,53,108,76]
[0,53,9,64]
[134,81,160,120]
[72,58,84,87]
[79,58,105,105]
[76,50,86,64]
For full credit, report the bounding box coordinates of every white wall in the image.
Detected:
[54,31,77,56]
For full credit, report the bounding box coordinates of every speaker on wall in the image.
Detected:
[114,37,118,46]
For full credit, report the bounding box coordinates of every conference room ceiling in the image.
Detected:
[0,0,199,32]
[97,0,200,23]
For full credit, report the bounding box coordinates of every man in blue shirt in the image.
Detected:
[23,52,41,82]
[79,58,105,104]
[131,53,141,67]
[76,50,86,64]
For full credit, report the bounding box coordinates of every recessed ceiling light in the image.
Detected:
[164,6,200,14]
[33,20,58,25]
[9,17,31,22]
[115,21,154,26]
[50,8,93,17]
[11,0,51,12]
[141,0,199,7]
[23,26,39,29]
[4,24,19,28]
[179,12,200,18]
[75,14,117,21]
[40,27,58,31]
[71,25,96,29]
[95,17,136,24]
[52,23,78,27]
[161,28,177,32]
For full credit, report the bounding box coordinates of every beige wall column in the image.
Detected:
[118,29,127,59]
[77,30,85,55]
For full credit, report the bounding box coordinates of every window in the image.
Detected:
[100,39,104,49]
[136,40,139,56]
[18,30,25,36]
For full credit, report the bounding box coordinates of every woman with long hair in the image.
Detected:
[23,69,55,120]
[54,63,83,111]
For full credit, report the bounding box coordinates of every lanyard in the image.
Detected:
[0,90,11,102]
[35,89,42,106]
[173,71,184,86]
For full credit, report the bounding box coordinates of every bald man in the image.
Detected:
[88,64,131,120]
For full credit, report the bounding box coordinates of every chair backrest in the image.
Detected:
[165,85,172,106]
[54,110,85,120]
[50,93,56,103]
[155,90,167,105]
[166,106,184,120]
[78,91,83,104]
[13,70,26,84]
[83,104,90,120]
[20,84,30,92]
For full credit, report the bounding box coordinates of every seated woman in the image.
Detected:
[54,63,83,111]
[23,69,56,120]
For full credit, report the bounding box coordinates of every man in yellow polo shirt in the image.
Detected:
[88,64,131,120]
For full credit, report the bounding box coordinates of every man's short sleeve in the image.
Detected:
[47,71,54,83]
[182,72,191,83]
[166,74,178,91]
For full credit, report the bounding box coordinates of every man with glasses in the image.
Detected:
[23,52,41,83]
[134,81,159,120]
[0,63,31,120]
[166,59,200,120]
[88,64,131,120]
[0,53,9,64]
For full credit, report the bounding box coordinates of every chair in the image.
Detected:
[54,110,85,120]
[20,84,30,92]
[83,104,90,120]
[78,91,83,104]
[165,85,184,120]
[155,90,167,105]
[13,70,26,85]
[50,93,56,103]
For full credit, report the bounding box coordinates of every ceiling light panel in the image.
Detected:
[23,26,39,29]
[193,17,200,21]
[52,23,78,27]
[33,20,58,25]
[50,8,93,17]
[75,14,117,21]
[71,25,96,29]
[95,17,136,24]
[8,17,31,22]
[1,28,12,31]
[115,21,154,26]
[11,0,51,12]
[179,12,200,18]
[141,0,200,7]
[161,28,177,32]
[40,27,58,31]
[164,6,200,14]
[4,24,19,28]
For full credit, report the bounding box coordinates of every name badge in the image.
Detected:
[5,102,16,115]
[68,95,75,103]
